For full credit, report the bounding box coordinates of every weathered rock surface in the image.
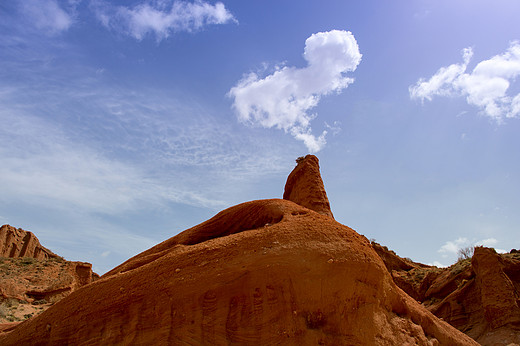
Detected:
[283,155,334,219]
[373,243,520,345]
[0,225,60,260]
[0,226,97,326]
[0,158,477,345]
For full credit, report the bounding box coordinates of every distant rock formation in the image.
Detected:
[283,155,334,219]
[373,242,520,345]
[0,225,60,260]
[0,225,97,327]
[0,157,477,345]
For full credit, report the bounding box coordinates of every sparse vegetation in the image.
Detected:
[457,246,475,262]
[20,257,36,266]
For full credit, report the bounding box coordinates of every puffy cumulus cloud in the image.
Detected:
[93,0,236,41]
[20,0,73,34]
[228,30,362,153]
[410,42,520,122]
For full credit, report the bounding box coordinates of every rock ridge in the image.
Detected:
[0,225,61,261]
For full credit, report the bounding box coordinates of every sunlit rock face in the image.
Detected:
[283,154,334,219]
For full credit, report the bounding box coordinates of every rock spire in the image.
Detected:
[283,155,334,219]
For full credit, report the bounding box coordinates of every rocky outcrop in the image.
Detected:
[0,225,60,260]
[0,227,97,326]
[373,243,520,345]
[283,155,334,219]
[0,158,477,345]
[469,247,520,344]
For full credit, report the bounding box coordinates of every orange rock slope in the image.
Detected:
[0,155,477,345]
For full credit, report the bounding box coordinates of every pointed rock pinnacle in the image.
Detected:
[283,155,334,219]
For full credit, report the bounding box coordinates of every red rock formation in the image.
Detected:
[373,243,520,345]
[469,247,520,344]
[283,155,334,219]
[0,225,60,260]
[0,158,477,345]
[0,226,97,326]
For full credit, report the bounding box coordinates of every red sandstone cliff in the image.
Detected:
[0,156,477,345]
[0,225,60,260]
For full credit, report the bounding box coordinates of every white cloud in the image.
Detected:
[437,236,507,264]
[410,42,520,122]
[21,0,73,34]
[473,238,507,253]
[93,0,236,41]
[429,261,447,268]
[476,237,498,247]
[439,237,469,255]
[0,75,292,213]
[229,30,361,153]
[0,100,234,213]
[325,121,342,136]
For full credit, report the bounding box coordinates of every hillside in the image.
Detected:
[0,225,97,332]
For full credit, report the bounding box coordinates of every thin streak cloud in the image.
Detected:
[92,0,236,41]
[20,0,74,34]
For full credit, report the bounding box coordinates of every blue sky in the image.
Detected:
[1,0,520,273]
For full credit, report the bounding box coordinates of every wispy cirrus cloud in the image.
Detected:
[92,0,236,41]
[228,30,361,153]
[410,42,520,122]
[0,108,225,213]
[0,64,290,213]
[19,0,74,35]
